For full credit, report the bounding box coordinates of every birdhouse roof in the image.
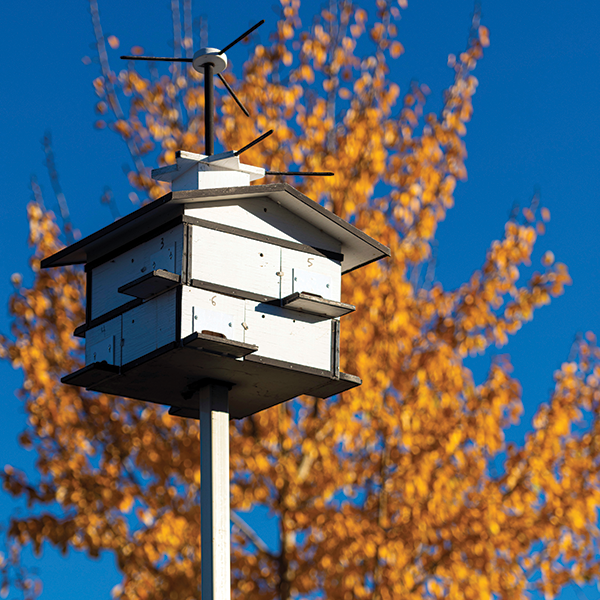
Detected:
[41,183,390,273]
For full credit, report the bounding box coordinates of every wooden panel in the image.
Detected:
[118,270,180,299]
[62,362,120,388]
[190,227,281,299]
[244,301,332,371]
[181,286,246,343]
[86,315,122,366]
[182,332,258,358]
[121,289,177,365]
[185,197,342,253]
[281,292,355,318]
[91,224,183,320]
[280,247,341,301]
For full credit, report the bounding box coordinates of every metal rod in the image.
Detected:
[265,171,334,176]
[204,63,215,155]
[120,55,193,62]
[218,19,265,56]
[234,129,273,157]
[199,382,231,600]
[217,73,250,117]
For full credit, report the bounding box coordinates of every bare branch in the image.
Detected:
[41,132,74,244]
[88,0,146,176]
[231,511,276,559]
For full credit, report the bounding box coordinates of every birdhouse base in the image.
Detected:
[62,332,360,419]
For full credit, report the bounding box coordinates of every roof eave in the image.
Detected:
[40,184,391,272]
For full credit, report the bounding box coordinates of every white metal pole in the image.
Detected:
[198,382,231,600]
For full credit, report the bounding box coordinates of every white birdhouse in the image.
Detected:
[41,150,390,419]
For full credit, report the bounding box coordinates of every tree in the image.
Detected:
[2,1,597,599]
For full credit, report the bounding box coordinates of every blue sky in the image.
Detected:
[1,0,599,598]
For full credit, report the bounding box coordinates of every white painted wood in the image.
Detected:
[185,197,342,253]
[88,335,115,364]
[181,286,246,342]
[174,167,250,191]
[280,247,341,301]
[150,246,176,273]
[153,149,264,190]
[190,227,282,299]
[292,268,333,300]
[85,316,122,366]
[91,225,183,320]
[244,301,332,371]
[198,383,231,600]
[121,290,177,365]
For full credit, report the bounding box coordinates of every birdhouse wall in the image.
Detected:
[90,224,184,320]
[242,301,333,371]
[85,289,178,368]
[86,314,121,366]
[190,226,282,299]
[280,247,340,301]
[180,286,335,372]
[121,289,178,365]
[188,225,342,302]
[184,197,342,254]
[180,286,246,344]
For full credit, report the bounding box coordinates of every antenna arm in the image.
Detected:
[217,74,250,117]
[265,171,334,177]
[234,130,274,157]
[218,19,265,55]
[120,55,193,62]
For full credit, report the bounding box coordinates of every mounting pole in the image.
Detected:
[198,381,231,600]
[204,63,215,156]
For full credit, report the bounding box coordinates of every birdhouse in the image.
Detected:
[41,152,390,419]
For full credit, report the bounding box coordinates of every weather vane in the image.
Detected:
[121,19,332,177]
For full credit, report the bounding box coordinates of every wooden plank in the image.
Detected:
[190,227,282,300]
[185,197,342,253]
[91,224,183,320]
[331,319,340,378]
[308,371,361,398]
[182,332,257,358]
[281,293,355,318]
[62,362,120,388]
[190,279,276,304]
[121,289,177,365]
[183,215,343,262]
[244,300,332,371]
[280,247,341,301]
[118,270,180,299]
[181,286,246,342]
